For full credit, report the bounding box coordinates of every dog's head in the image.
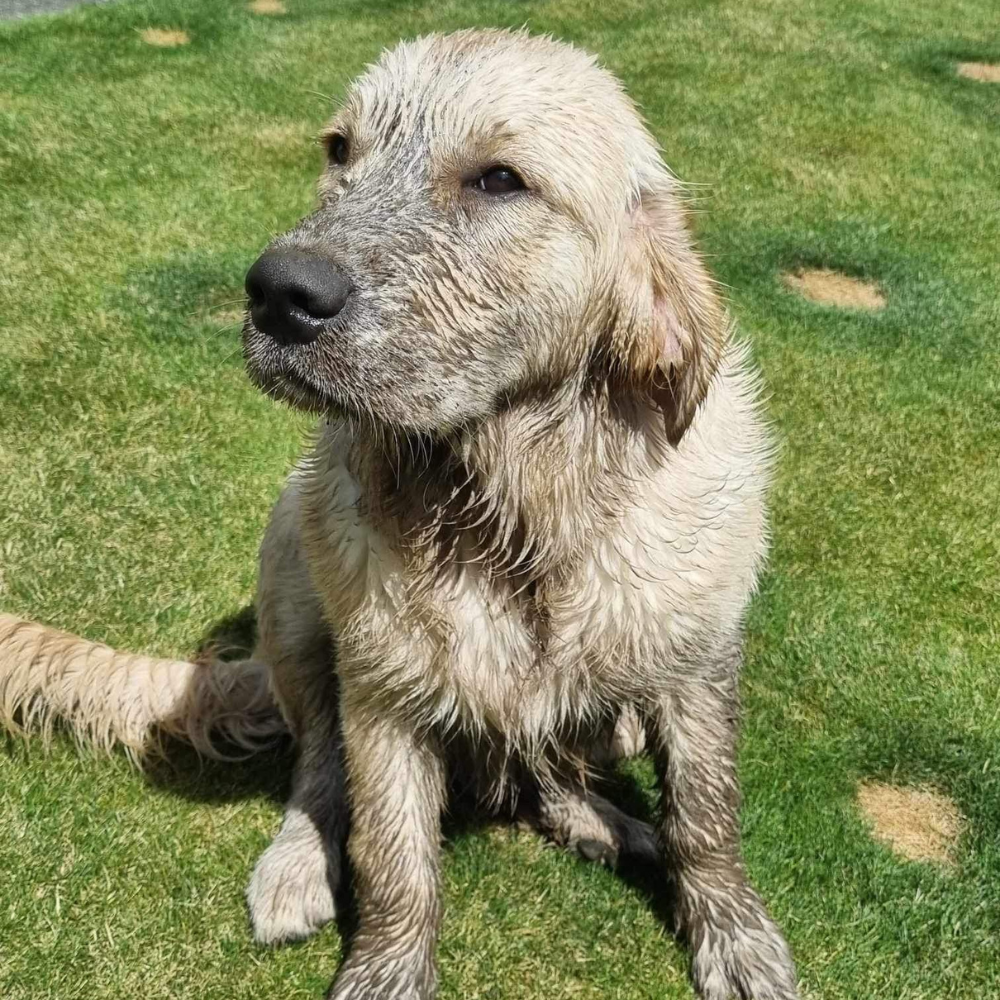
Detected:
[243,29,725,442]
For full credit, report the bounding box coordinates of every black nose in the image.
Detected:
[245,249,352,346]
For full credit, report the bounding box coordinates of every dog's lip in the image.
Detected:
[242,318,350,414]
[274,364,330,404]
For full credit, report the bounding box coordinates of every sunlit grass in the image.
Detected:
[1,1,998,997]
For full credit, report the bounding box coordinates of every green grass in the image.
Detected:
[1,0,999,997]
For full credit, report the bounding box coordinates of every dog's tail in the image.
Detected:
[0,614,287,763]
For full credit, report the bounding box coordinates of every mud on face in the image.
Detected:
[242,31,663,434]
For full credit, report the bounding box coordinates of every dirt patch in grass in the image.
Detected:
[957,62,1000,83]
[139,29,191,48]
[249,0,287,13]
[783,268,885,310]
[857,782,963,864]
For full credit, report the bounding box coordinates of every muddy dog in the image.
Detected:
[0,28,797,1000]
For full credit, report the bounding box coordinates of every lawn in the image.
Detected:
[1,1,998,998]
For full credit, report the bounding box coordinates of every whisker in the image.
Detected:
[219,344,244,366]
[183,297,246,319]
[209,322,244,341]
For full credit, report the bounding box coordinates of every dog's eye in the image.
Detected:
[327,134,350,166]
[474,167,525,195]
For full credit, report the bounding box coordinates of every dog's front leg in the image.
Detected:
[327,695,445,1000]
[649,641,798,1000]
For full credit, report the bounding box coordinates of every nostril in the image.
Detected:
[245,276,266,308]
[287,287,317,317]
[287,281,352,321]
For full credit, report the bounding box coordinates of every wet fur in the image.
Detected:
[1,29,798,1000]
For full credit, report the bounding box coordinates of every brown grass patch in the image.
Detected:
[139,29,190,48]
[856,782,962,864]
[957,62,1000,83]
[783,268,885,310]
[249,0,287,13]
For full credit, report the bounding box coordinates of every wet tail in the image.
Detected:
[0,613,287,763]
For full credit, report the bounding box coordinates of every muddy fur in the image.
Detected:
[0,29,797,1000]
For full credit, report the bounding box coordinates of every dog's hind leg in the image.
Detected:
[246,478,348,945]
[531,708,657,868]
[534,773,660,869]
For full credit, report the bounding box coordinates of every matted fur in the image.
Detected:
[1,29,798,1000]
[0,613,283,761]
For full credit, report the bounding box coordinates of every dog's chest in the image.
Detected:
[299,452,736,741]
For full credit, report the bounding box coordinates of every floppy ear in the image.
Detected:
[608,175,727,445]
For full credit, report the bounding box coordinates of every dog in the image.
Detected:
[1,28,798,1000]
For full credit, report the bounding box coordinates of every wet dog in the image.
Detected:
[2,29,797,1000]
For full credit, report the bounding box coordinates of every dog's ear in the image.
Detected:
[607,174,727,445]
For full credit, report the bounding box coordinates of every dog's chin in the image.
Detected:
[243,326,474,435]
[241,324,332,414]
[243,358,333,415]
[273,376,333,414]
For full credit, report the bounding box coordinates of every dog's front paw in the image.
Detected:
[325,953,434,1000]
[247,807,339,945]
[690,909,798,1000]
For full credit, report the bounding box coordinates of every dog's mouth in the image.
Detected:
[256,366,333,414]
[242,317,339,415]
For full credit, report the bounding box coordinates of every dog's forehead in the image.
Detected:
[371,33,628,125]
[378,33,615,99]
[342,30,653,214]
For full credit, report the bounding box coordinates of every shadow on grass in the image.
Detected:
[136,602,680,949]
[594,767,676,930]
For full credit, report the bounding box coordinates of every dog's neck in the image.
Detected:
[340,380,669,586]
